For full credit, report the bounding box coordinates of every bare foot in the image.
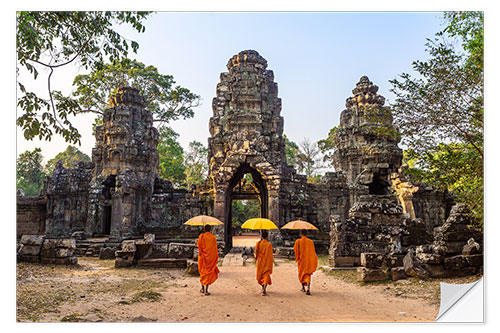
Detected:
[306,290,311,296]
[262,291,267,296]
[205,292,211,296]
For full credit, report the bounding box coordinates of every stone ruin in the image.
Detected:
[16,50,482,279]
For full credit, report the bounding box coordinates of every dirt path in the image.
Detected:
[19,258,442,322]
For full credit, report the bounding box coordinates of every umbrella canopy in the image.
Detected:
[184,215,224,226]
[241,218,278,230]
[281,220,319,230]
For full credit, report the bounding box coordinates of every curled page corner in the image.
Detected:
[435,277,484,322]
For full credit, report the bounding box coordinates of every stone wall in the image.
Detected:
[16,195,47,238]
[45,161,93,238]
[329,196,432,267]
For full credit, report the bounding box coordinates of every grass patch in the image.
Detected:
[119,290,162,305]
[17,282,73,322]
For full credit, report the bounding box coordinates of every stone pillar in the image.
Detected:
[109,191,123,240]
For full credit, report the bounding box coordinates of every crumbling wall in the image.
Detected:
[45,161,93,238]
[278,168,349,252]
[16,195,47,238]
[329,196,432,267]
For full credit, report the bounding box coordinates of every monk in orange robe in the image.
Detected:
[254,230,274,296]
[293,229,318,295]
[197,225,220,295]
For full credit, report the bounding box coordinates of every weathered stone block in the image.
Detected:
[423,264,447,278]
[115,257,133,268]
[41,248,74,258]
[403,250,430,279]
[390,267,407,281]
[17,254,41,263]
[186,260,199,275]
[168,243,195,259]
[18,244,42,256]
[360,252,385,268]
[99,247,116,260]
[115,250,135,261]
[357,267,389,282]
[464,254,483,267]
[328,256,360,267]
[416,252,443,265]
[135,243,153,260]
[43,238,76,250]
[443,255,469,270]
[20,235,45,246]
[121,240,136,252]
[137,258,187,268]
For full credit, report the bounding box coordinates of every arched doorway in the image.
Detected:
[224,163,268,250]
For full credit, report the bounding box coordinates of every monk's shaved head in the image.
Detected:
[261,230,269,239]
[205,224,212,232]
[300,229,308,236]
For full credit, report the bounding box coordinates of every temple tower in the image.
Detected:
[86,87,160,240]
[208,50,286,248]
[333,76,403,199]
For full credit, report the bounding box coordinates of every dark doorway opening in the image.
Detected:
[224,163,267,251]
[231,199,261,248]
[368,172,389,195]
[102,175,116,235]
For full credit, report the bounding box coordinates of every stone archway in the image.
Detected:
[223,163,268,249]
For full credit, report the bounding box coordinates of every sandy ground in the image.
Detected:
[232,235,260,247]
[16,256,454,323]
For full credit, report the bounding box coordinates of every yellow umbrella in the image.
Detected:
[241,218,278,230]
[281,220,319,230]
[184,215,224,226]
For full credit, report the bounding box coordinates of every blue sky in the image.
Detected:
[16,12,446,162]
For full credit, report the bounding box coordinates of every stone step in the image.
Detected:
[137,258,187,268]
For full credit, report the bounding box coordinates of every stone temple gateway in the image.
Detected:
[17,50,482,278]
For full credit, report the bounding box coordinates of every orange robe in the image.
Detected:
[294,236,318,284]
[255,239,273,285]
[197,232,220,286]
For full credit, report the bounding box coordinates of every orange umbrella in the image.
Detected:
[281,220,319,230]
[184,215,224,226]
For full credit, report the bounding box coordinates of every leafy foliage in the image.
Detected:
[391,11,483,229]
[284,134,300,167]
[317,126,338,168]
[157,126,186,186]
[184,141,208,190]
[69,58,200,126]
[231,200,261,228]
[44,145,91,175]
[16,148,46,196]
[16,11,151,144]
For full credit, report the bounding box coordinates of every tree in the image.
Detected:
[16,148,46,196]
[231,200,261,229]
[296,138,323,178]
[317,126,338,169]
[44,145,91,175]
[184,141,208,190]
[67,58,200,127]
[390,11,483,228]
[17,11,151,144]
[284,134,300,168]
[157,126,186,186]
